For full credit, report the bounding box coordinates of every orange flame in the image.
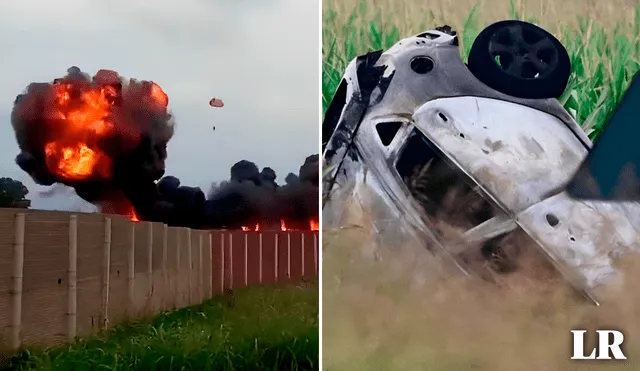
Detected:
[309,220,319,231]
[44,83,118,182]
[42,79,169,184]
[149,82,169,107]
[238,220,317,231]
[44,142,110,181]
[127,206,139,222]
[241,223,260,231]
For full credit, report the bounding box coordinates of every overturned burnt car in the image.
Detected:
[322,20,640,304]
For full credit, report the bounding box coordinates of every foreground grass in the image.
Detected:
[323,219,640,371]
[6,282,318,371]
[322,0,640,140]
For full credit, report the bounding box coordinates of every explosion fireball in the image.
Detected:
[11,67,318,230]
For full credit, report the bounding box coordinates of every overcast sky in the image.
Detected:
[0,0,320,211]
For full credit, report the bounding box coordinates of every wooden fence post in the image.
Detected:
[147,222,153,306]
[10,213,25,351]
[228,233,233,289]
[287,233,291,279]
[128,222,135,311]
[301,233,305,278]
[198,232,203,303]
[162,224,168,310]
[68,215,78,341]
[176,229,181,307]
[186,228,192,304]
[314,233,318,276]
[274,233,279,282]
[258,233,263,284]
[243,233,248,287]
[219,233,225,294]
[207,232,213,299]
[101,217,112,330]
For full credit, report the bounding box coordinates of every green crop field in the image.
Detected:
[4,283,318,371]
[322,0,639,140]
[322,1,640,370]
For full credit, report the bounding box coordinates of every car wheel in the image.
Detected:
[467,20,571,99]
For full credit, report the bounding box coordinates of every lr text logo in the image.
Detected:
[571,330,627,360]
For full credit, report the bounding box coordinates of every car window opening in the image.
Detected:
[375,121,403,146]
[395,128,530,274]
[396,129,522,275]
[395,128,497,231]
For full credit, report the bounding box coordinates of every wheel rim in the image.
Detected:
[487,24,560,80]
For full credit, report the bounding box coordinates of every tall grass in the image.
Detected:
[323,223,640,371]
[322,0,640,140]
[4,283,319,371]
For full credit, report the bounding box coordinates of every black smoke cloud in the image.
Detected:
[156,154,318,229]
[11,67,318,229]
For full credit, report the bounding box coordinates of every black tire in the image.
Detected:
[467,20,571,99]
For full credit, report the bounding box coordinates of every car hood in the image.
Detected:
[413,96,589,213]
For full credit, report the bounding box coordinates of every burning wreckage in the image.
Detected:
[11,66,318,232]
[322,20,640,304]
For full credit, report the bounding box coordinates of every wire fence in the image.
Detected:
[0,208,318,351]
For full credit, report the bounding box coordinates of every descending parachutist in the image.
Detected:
[209,97,223,132]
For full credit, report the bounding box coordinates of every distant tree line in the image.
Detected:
[0,177,31,208]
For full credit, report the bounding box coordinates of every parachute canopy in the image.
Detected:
[209,98,224,108]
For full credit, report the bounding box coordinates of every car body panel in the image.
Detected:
[414,97,587,213]
[515,192,640,291]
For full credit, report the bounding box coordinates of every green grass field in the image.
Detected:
[322,1,640,370]
[322,0,639,140]
[5,283,318,371]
